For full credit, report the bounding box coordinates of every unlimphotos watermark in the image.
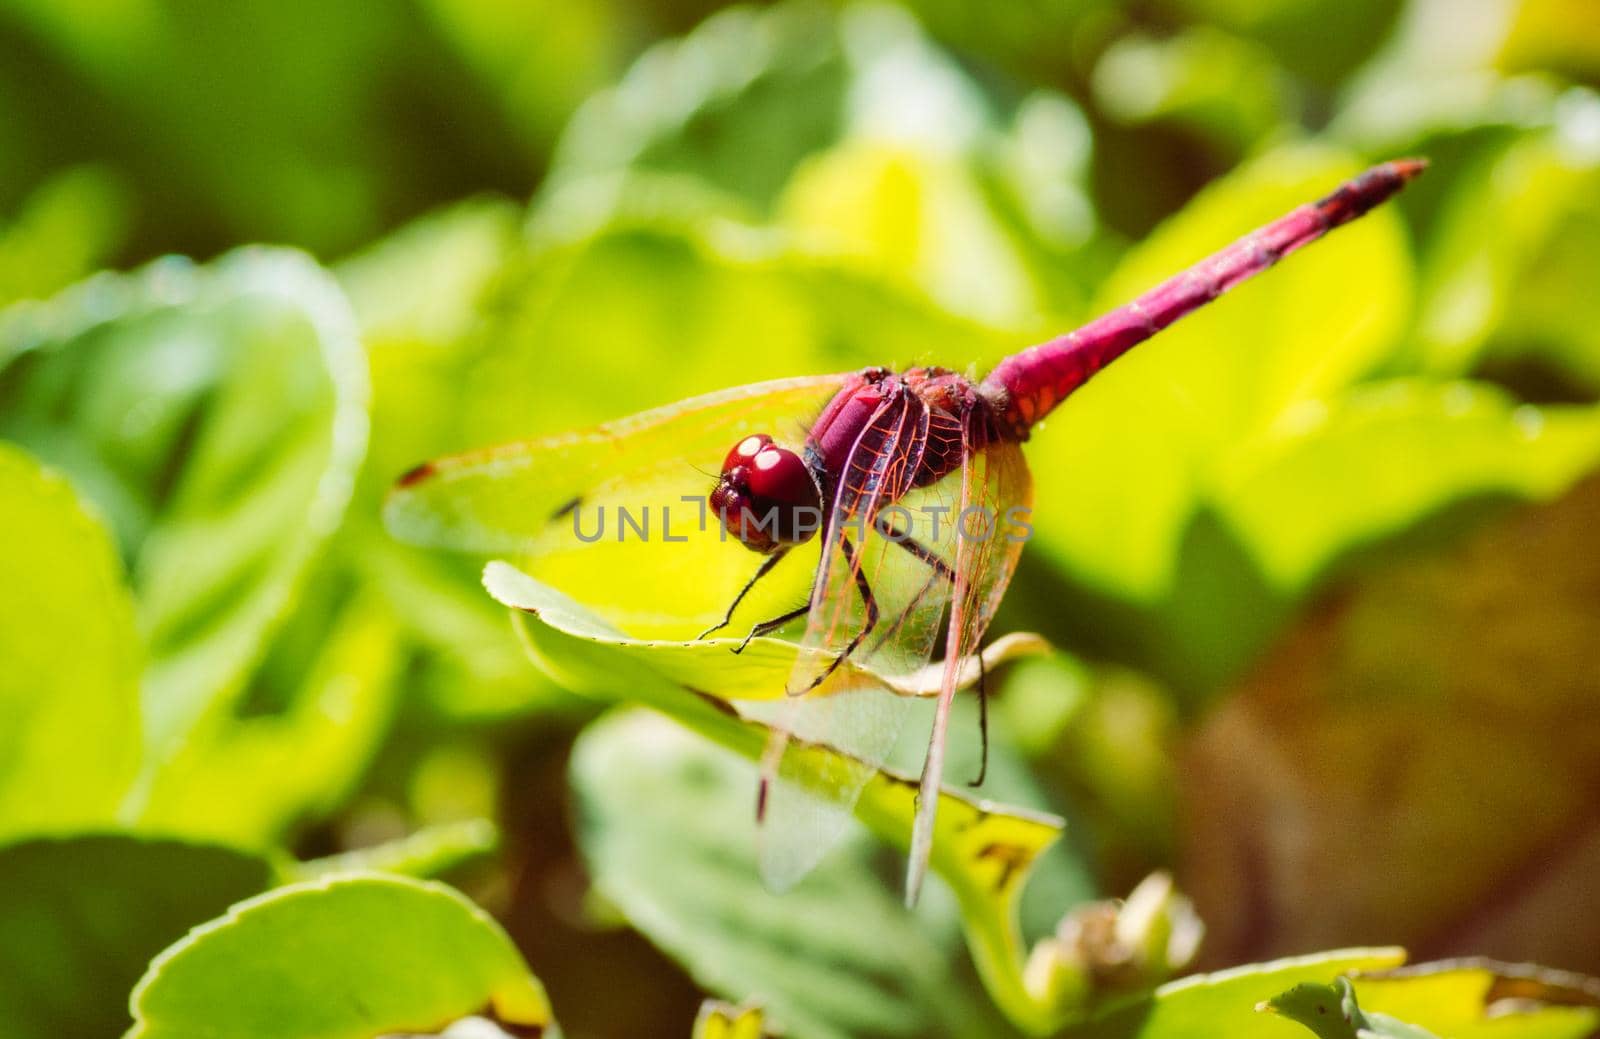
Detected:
[568,496,1033,545]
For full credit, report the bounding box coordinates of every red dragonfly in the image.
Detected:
[389,159,1425,903]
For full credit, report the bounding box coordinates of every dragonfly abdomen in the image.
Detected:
[980,158,1427,440]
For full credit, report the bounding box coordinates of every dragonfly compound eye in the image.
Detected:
[710,437,822,552]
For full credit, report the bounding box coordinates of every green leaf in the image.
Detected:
[0,249,369,764]
[127,873,555,1039]
[0,0,542,255]
[0,833,273,1039]
[133,590,403,843]
[546,3,850,211]
[540,1,1095,332]
[1263,967,1600,1039]
[339,197,569,720]
[777,139,1060,331]
[1061,949,1407,1039]
[338,196,523,356]
[1214,379,1600,591]
[488,554,1045,701]
[1356,963,1600,1039]
[483,563,1085,1034]
[573,708,1017,1039]
[458,222,1019,455]
[0,443,140,840]
[1262,977,1438,1039]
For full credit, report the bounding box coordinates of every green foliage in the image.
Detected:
[0,834,273,1039]
[3,0,1600,1036]
[573,709,1016,1039]
[1263,977,1439,1039]
[0,444,140,840]
[0,168,128,307]
[0,249,398,846]
[483,563,1084,1029]
[126,874,554,1039]
[0,250,369,754]
[1064,950,1407,1039]
[1262,969,1598,1039]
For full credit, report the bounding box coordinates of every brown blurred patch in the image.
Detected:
[1179,474,1600,972]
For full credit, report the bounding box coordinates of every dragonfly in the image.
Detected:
[388,158,1426,904]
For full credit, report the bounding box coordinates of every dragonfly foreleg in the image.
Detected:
[698,547,791,640]
[865,518,953,657]
[795,533,879,694]
[733,603,809,654]
[874,517,956,580]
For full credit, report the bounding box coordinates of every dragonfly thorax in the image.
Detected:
[710,433,825,553]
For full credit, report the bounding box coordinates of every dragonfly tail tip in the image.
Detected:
[1390,156,1430,181]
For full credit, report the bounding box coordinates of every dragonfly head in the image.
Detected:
[710,434,823,553]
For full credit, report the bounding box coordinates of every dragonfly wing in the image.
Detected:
[384,373,850,554]
[905,434,1032,904]
[757,393,955,889]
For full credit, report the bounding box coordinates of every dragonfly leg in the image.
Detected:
[867,519,953,655]
[698,548,790,640]
[875,517,988,786]
[875,518,956,580]
[969,649,988,787]
[796,533,879,694]
[733,603,809,654]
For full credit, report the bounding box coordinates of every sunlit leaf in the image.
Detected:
[0,834,272,1039]
[1500,0,1600,80]
[778,141,1054,330]
[127,874,555,1039]
[541,0,1096,332]
[0,443,140,840]
[485,563,1074,1033]
[1262,977,1440,1039]
[1214,379,1600,590]
[1357,963,1600,1039]
[489,554,1044,701]
[1060,949,1407,1039]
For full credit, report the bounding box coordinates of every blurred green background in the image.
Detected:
[3,0,1600,1036]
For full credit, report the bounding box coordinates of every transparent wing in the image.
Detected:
[384,373,850,554]
[755,394,963,890]
[384,373,849,638]
[905,434,1032,902]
